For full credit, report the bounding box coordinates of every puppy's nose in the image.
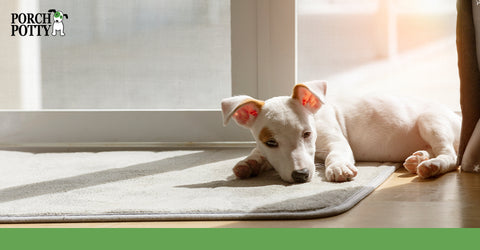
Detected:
[292,168,310,183]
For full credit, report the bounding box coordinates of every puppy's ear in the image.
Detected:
[221,95,264,128]
[292,80,327,113]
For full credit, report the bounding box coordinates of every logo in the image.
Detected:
[11,9,68,37]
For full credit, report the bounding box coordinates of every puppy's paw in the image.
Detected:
[403,150,430,174]
[325,162,358,182]
[417,159,442,178]
[233,159,262,179]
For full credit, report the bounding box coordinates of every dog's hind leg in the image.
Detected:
[403,150,431,174]
[415,112,459,178]
[233,148,271,179]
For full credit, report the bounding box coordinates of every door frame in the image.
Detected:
[0,0,297,148]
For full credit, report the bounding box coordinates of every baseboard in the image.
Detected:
[0,142,256,153]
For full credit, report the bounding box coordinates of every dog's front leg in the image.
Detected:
[233,147,271,179]
[322,138,358,182]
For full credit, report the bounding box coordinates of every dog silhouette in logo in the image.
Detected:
[48,9,68,36]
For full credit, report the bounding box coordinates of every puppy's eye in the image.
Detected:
[303,131,312,139]
[265,139,279,148]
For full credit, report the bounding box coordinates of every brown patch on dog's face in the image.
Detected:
[259,127,273,143]
[259,127,278,148]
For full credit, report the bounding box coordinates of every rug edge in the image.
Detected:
[0,164,399,223]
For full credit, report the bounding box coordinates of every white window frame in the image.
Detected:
[0,0,297,148]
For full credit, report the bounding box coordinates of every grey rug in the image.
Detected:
[0,148,398,223]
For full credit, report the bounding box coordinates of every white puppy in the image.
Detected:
[221,80,461,183]
[49,9,68,36]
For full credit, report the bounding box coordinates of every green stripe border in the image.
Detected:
[0,228,478,249]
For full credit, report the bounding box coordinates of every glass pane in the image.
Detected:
[298,0,459,110]
[1,0,231,109]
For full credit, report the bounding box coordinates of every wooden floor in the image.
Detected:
[2,167,480,228]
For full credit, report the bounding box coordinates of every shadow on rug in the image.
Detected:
[0,149,398,222]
